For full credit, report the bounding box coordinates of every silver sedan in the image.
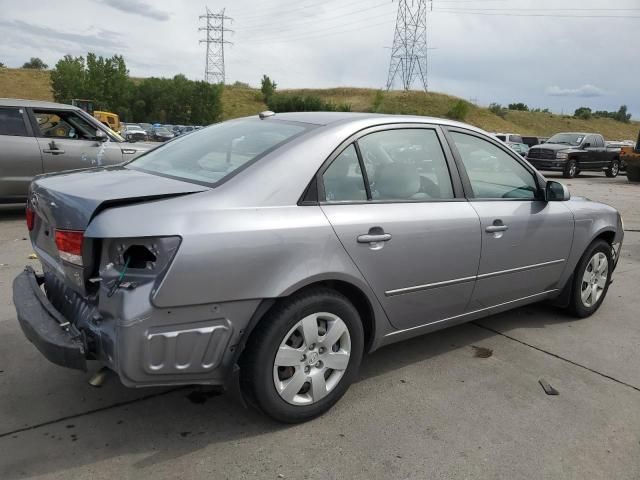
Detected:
[13,112,623,423]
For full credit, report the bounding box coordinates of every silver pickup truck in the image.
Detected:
[0,99,156,203]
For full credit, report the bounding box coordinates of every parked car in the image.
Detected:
[494,132,524,144]
[13,112,623,423]
[522,136,548,148]
[139,122,154,137]
[121,123,147,142]
[526,132,621,178]
[150,126,175,142]
[508,142,529,157]
[0,99,155,203]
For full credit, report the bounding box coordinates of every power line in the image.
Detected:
[235,9,396,42]
[434,9,640,18]
[236,0,395,33]
[386,0,430,92]
[199,7,233,84]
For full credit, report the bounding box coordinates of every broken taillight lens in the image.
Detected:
[55,230,84,265]
[26,207,35,231]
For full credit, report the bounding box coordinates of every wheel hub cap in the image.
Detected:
[273,312,351,406]
[581,252,608,308]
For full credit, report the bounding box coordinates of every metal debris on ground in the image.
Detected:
[472,346,493,358]
[538,378,559,395]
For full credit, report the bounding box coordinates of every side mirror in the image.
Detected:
[95,129,108,142]
[545,180,570,201]
[583,142,591,148]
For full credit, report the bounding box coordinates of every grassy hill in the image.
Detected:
[2,68,637,140]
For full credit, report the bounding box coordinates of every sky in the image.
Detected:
[0,0,638,117]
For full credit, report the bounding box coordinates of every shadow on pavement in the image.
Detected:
[1,302,573,478]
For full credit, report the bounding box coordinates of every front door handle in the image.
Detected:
[485,219,508,233]
[42,148,65,155]
[357,233,392,243]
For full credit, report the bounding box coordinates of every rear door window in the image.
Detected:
[33,109,99,140]
[358,128,455,201]
[322,144,367,202]
[0,107,28,136]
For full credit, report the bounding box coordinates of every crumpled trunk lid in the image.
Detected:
[29,166,208,231]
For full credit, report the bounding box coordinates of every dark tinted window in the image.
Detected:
[322,144,367,202]
[451,132,538,199]
[130,119,308,186]
[0,107,28,136]
[358,129,454,201]
[509,135,523,143]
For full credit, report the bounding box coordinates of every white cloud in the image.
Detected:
[546,84,607,98]
[95,0,170,21]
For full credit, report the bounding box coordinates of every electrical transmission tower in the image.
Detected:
[199,7,233,84]
[386,0,430,92]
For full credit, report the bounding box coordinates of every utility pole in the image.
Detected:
[386,0,431,92]
[199,7,233,84]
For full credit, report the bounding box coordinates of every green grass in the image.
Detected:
[2,68,638,140]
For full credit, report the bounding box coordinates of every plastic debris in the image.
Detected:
[539,378,559,395]
[27,253,37,259]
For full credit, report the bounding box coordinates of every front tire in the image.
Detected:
[240,288,364,423]
[605,159,620,178]
[563,159,578,178]
[568,240,613,318]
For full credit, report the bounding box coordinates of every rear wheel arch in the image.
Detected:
[236,279,376,368]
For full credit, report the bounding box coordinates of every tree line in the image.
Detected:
[50,53,222,125]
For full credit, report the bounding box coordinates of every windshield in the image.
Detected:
[128,119,309,185]
[546,133,585,146]
[154,127,171,134]
[127,124,143,130]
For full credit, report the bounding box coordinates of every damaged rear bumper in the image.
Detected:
[12,267,87,371]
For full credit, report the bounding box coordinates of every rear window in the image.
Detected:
[0,107,27,136]
[128,119,309,186]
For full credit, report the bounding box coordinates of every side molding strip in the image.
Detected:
[385,259,565,297]
[385,289,559,337]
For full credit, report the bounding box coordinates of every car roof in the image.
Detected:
[263,111,488,134]
[0,98,80,109]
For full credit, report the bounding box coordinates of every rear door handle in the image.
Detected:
[42,149,65,155]
[357,233,392,243]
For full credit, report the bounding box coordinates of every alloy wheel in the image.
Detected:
[273,312,351,405]
[580,252,608,308]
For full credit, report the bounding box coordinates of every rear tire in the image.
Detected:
[568,239,612,318]
[563,159,577,178]
[605,159,620,178]
[240,288,364,423]
[627,165,640,182]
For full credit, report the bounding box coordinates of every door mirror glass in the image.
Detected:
[545,180,570,201]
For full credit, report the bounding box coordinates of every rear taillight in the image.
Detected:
[26,207,35,231]
[55,230,84,265]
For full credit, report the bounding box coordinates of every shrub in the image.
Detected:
[267,93,350,113]
[489,102,507,118]
[574,107,592,120]
[508,102,529,111]
[372,90,384,112]
[446,100,470,121]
